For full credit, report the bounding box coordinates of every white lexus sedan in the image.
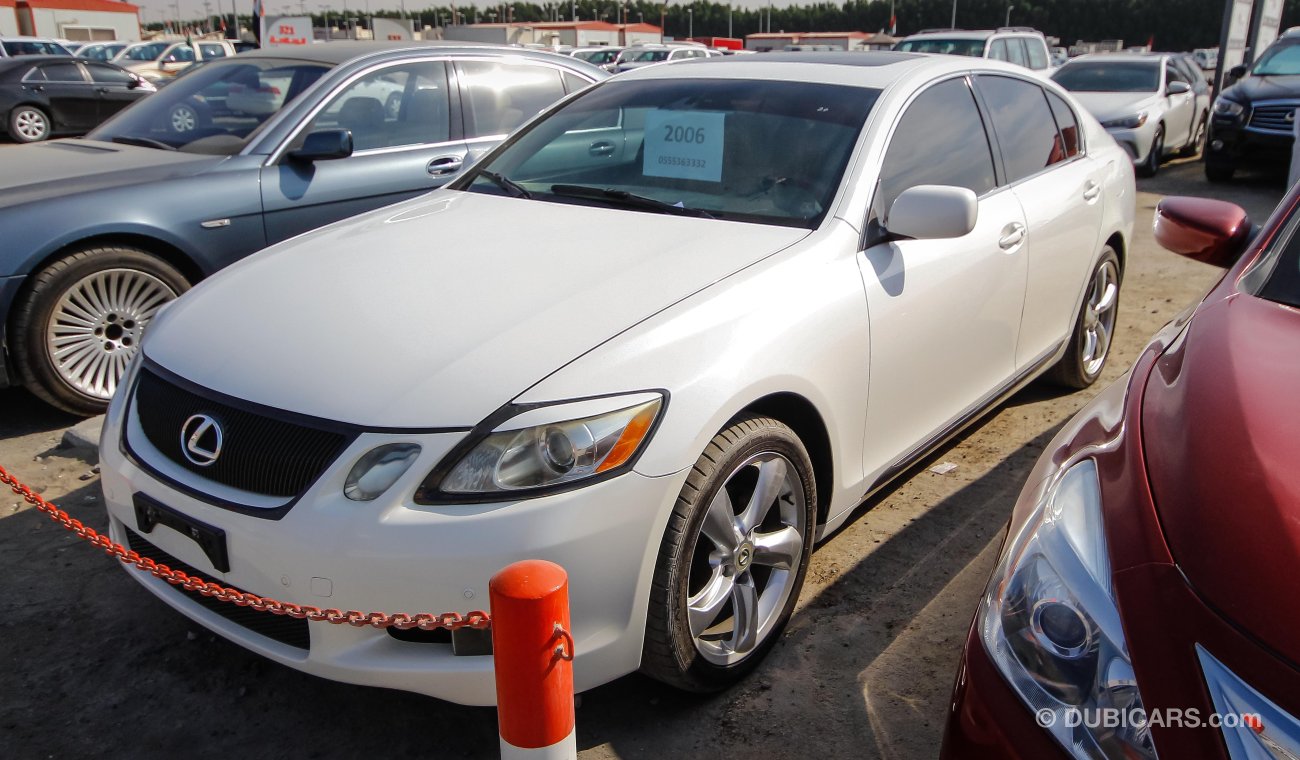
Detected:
[99,52,1134,705]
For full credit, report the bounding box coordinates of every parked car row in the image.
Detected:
[1,55,154,142]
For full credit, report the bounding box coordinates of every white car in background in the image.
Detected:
[894,27,1055,75]
[100,52,1133,705]
[613,42,710,71]
[1053,52,1209,176]
[115,38,237,81]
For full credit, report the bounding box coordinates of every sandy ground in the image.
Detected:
[0,158,1286,760]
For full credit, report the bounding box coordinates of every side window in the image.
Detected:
[1166,62,1188,85]
[977,75,1063,181]
[460,61,566,137]
[199,44,228,59]
[988,39,1009,62]
[876,77,997,222]
[22,66,47,82]
[1045,91,1081,159]
[164,45,196,63]
[86,63,135,84]
[561,71,592,94]
[41,62,86,82]
[302,61,450,152]
[1005,38,1029,68]
[1025,39,1048,70]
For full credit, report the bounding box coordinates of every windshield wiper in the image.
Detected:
[110,135,176,151]
[477,170,532,199]
[549,184,714,219]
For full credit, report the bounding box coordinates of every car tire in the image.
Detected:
[1137,125,1163,178]
[1046,247,1121,390]
[1205,163,1235,182]
[8,105,51,143]
[1179,115,1207,158]
[168,102,204,134]
[11,246,189,415]
[641,414,816,692]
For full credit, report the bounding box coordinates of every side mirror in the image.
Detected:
[1166,80,1191,95]
[289,129,353,162]
[1229,64,1247,79]
[1153,196,1252,268]
[887,185,978,240]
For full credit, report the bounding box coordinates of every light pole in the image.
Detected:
[728,3,732,38]
[1005,4,1013,26]
[950,0,956,29]
[687,7,692,39]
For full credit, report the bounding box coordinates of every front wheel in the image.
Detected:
[1137,125,1164,178]
[641,415,816,692]
[1046,247,1121,390]
[11,246,189,414]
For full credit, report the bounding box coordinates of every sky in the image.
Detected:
[134,0,802,26]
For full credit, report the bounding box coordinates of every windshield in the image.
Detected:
[2,40,72,56]
[120,42,173,61]
[894,38,986,57]
[1252,42,1300,76]
[1053,62,1161,92]
[460,78,879,229]
[575,49,618,64]
[87,58,331,154]
[626,50,671,63]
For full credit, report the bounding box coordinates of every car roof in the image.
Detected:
[0,54,79,70]
[1066,52,1167,64]
[237,40,593,67]
[618,50,1033,89]
[901,30,995,41]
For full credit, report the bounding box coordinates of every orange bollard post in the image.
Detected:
[490,560,576,760]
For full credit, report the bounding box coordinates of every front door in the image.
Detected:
[261,59,467,245]
[84,62,148,122]
[858,76,1028,481]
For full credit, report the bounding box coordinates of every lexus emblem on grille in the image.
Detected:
[181,414,223,467]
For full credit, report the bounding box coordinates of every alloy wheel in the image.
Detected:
[45,268,178,400]
[14,108,48,141]
[171,105,197,133]
[687,452,807,666]
[1080,259,1119,377]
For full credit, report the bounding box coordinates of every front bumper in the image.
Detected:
[99,387,687,706]
[1205,118,1294,172]
[1104,123,1158,165]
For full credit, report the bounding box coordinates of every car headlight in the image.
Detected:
[1213,97,1245,117]
[417,394,664,501]
[1101,112,1148,129]
[979,459,1157,759]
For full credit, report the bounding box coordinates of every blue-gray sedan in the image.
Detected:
[0,41,606,413]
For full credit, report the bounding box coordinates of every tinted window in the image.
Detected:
[1053,61,1161,92]
[977,75,1062,181]
[120,42,170,61]
[876,77,996,219]
[461,61,565,137]
[1252,41,1300,76]
[562,71,592,94]
[41,62,86,82]
[2,40,70,55]
[163,45,196,63]
[21,66,46,82]
[86,63,135,84]
[199,44,228,59]
[1025,39,1048,70]
[79,44,111,61]
[1166,61,1187,84]
[988,39,1009,62]
[895,38,987,57]
[303,61,450,151]
[1046,91,1081,159]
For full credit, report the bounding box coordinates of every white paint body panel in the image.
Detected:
[102,53,1135,704]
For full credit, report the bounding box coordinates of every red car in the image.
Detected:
[942,186,1300,759]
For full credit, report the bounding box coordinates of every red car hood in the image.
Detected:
[1142,292,1300,666]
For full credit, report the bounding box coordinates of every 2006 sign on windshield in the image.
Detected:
[644,110,725,182]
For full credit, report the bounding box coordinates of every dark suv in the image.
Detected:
[1205,29,1300,181]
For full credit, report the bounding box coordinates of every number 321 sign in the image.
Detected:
[643,110,726,183]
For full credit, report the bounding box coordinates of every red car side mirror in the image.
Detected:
[1153,197,1253,268]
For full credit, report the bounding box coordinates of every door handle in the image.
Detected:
[998,222,1026,251]
[96,86,111,94]
[426,155,464,177]
[589,140,615,157]
[1082,182,1101,202]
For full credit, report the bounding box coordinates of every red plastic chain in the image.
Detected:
[1,464,490,631]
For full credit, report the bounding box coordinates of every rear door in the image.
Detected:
[973,74,1108,370]
[30,61,99,130]
[260,58,466,245]
[859,75,1029,480]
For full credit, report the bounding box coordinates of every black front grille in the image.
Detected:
[130,367,351,499]
[1249,104,1298,133]
[126,528,310,650]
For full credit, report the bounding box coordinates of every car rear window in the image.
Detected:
[1053,61,1161,92]
[894,38,987,57]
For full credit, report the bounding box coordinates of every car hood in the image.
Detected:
[1141,293,1300,665]
[1069,92,1161,123]
[0,139,223,208]
[1221,73,1300,103]
[142,190,809,428]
